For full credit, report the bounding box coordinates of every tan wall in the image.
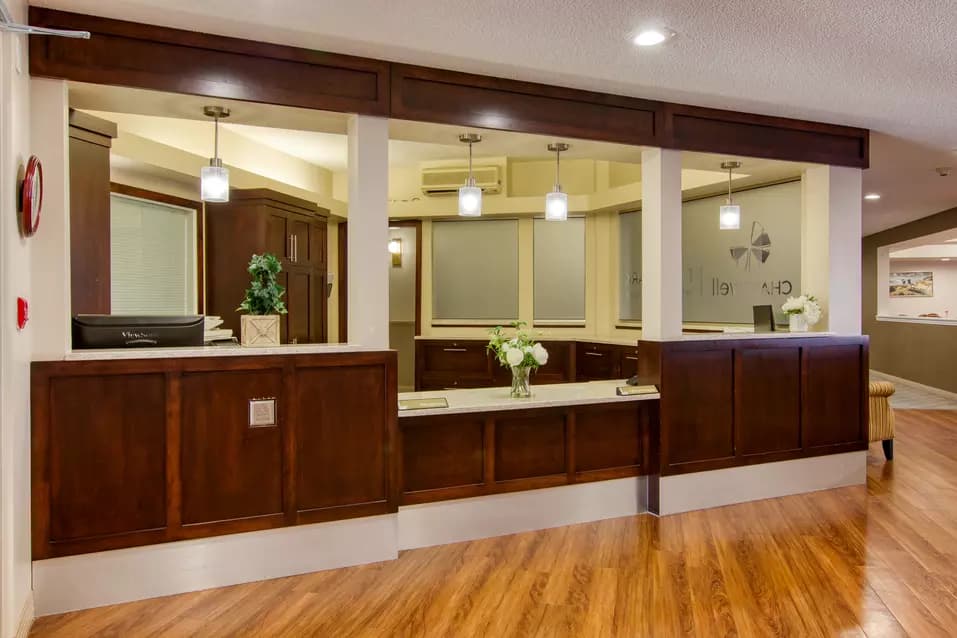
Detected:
[863,205,957,393]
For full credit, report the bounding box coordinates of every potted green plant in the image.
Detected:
[237,253,287,346]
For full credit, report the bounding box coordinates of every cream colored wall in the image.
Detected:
[0,5,35,635]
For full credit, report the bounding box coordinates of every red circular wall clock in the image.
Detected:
[19,155,42,238]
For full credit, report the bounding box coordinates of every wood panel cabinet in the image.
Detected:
[68,110,117,316]
[639,336,869,479]
[399,402,652,504]
[31,351,397,559]
[206,189,328,344]
[414,339,636,390]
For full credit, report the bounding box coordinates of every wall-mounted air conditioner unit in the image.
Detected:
[421,166,501,196]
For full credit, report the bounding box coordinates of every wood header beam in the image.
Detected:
[29,7,868,167]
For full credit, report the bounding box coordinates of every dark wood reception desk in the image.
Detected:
[31,346,397,559]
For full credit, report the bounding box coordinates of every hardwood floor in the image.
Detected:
[30,410,957,637]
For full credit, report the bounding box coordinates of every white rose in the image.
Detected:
[532,343,549,366]
[502,343,511,352]
[506,348,524,367]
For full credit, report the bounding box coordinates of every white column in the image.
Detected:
[29,79,71,359]
[347,115,389,348]
[802,166,863,335]
[641,148,683,340]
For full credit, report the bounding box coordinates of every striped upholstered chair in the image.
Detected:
[868,381,896,460]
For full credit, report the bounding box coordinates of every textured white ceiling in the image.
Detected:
[37,0,957,234]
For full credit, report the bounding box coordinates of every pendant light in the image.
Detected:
[458,133,482,217]
[719,161,742,230]
[201,106,231,203]
[545,143,569,221]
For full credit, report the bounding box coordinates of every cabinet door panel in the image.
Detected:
[266,211,288,260]
[48,374,167,542]
[180,370,284,525]
[309,221,327,268]
[286,269,312,344]
[803,345,864,448]
[296,365,388,510]
[289,217,310,265]
[735,348,801,456]
[619,345,640,379]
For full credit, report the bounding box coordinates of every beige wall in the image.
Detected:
[863,205,957,393]
[0,5,36,635]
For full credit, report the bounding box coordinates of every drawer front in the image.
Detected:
[421,341,490,373]
[576,342,619,380]
[418,373,495,391]
[619,345,640,378]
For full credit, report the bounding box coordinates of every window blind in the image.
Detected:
[110,194,197,315]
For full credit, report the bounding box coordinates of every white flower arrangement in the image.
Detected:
[488,321,548,369]
[781,294,822,326]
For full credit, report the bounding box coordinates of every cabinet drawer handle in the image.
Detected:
[442,347,468,352]
[585,351,604,357]
[624,355,638,361]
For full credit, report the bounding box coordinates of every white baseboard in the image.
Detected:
[33,514,397,617]
[656,451,866,516]
[14,594,34,638]
[398,477,647,551]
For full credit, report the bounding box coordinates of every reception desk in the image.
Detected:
[31,333,867,554]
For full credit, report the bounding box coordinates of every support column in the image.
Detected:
[802,166,863,335]
[346,115,389,348]
[29,78,71,360]
[641,148,683,340]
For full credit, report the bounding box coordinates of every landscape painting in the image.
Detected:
[889,271,934,297]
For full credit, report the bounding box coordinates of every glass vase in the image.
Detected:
[789,314,808,332]
[510,366,532,398]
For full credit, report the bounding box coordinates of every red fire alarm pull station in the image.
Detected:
[17,297,28,331]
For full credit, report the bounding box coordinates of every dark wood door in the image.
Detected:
[309,221,327,269]
[286,268,312,344]
[288,217,311,266]
[265,210,289,261]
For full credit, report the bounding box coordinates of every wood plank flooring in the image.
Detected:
[30,409,957,637]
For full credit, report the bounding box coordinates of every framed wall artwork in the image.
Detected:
[889,271,934,297]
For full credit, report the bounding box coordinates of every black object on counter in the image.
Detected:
[72,315,204,348]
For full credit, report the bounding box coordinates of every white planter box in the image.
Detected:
[240,315,281,346]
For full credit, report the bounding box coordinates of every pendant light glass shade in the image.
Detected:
[458,181,482,217]
[545,142,569,221]
[719,161,741,230]
[458,133,483,217]
[545,191,568,221]
[201,106,230,203]
[719,205,740,230]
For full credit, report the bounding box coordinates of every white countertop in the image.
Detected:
[398,379,659,418]
[61,343,383,361]
[415,335,640,347]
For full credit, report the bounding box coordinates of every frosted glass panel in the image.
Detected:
[432,219,518,321]
[618,181,802,324]
[619,211,642,321]
[110,194,197,315]
[534,217,585,321]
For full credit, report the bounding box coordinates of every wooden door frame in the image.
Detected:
[389,220,423,336]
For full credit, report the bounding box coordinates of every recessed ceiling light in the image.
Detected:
[864,193,881,200]
[633,27,677,47]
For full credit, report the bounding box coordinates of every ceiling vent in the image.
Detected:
[421,165,501,196]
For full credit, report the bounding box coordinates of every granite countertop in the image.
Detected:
[398,379,659,418]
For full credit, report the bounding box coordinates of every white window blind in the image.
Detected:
[534,217,585,322]
[110,194,197,315]
[432,219,519,321]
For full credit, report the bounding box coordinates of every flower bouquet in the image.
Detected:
[781,294,822,332]
[487,321,549,398]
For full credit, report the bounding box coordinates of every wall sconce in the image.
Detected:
[388,238,402,267]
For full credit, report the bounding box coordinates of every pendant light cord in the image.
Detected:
[555,147,561,189]
[213,114,220,161]
[727,164,733,205]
